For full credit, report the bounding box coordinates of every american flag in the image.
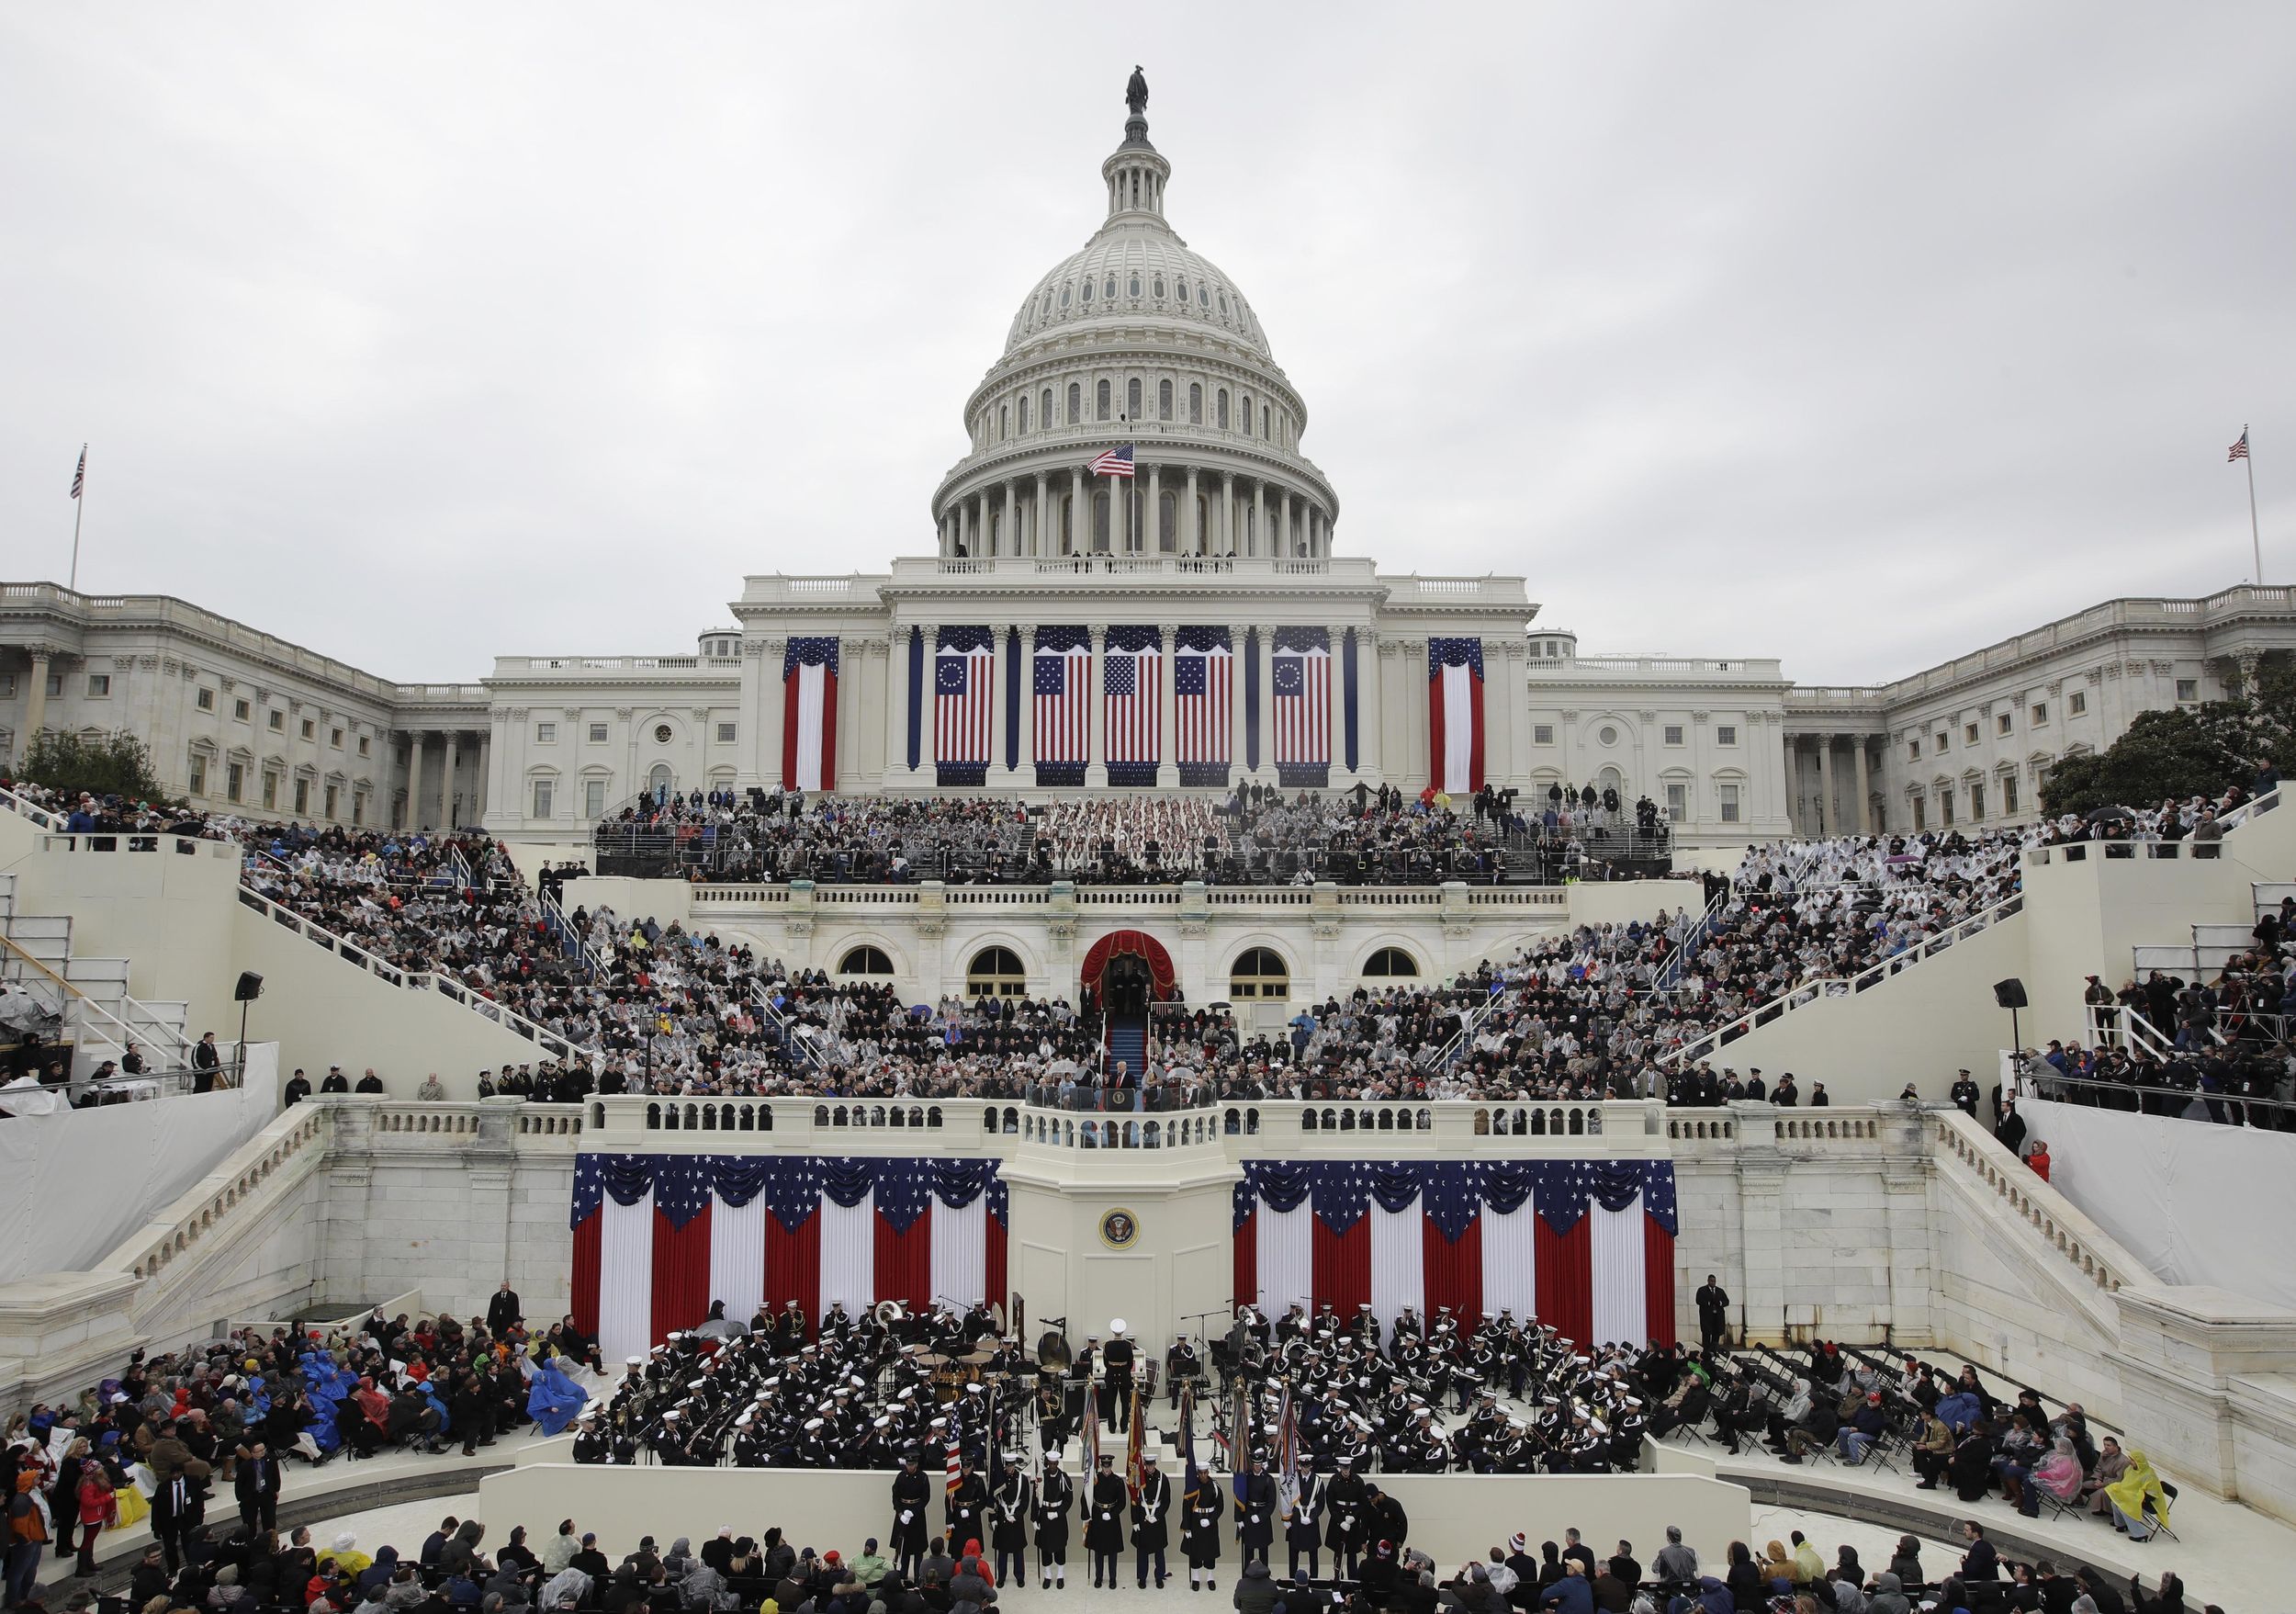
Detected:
[1088,445,1136,478]
[2230,428,2250,464]
[70,446,85,500]
[1272,633,1332,769]
[1104,628,1161,782]
[1034,629,1093,774]
[936,633,996,776]
[1176,638,1232,779]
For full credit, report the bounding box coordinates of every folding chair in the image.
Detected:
[2142,1481,2180,1543]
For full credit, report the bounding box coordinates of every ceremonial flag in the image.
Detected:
[1124,1383,1146,1499]
[1033,626,1092,786]
[1230,1158,1678,1349]
[70,446,85,499]
[1271,628,1331,787]
[1088,445,1136,478]
[1175,629,1232,786]
[945,1419,963,1497]
[935,627,996,786]
[1104,626,1162,785]
[2230,428,2250,463]
[1426,638,1486,795]
[569,1154,1008,1367]
[782,638,838,791]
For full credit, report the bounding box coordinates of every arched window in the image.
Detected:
[1097,379,1112,422]
[1152,276,1165,299]
[1177,277,1190,304]
[1158,378,1173,421]
[1067,382,1082,423]
[1363,946,1418,977]
[998,405,1008,440]
[1239,392,1253,433]
[1039,290,1052,319]
[1018,395,1030,434]
[1188,383,1203,423]
[1081,277,1093,303]
[1217,291,1230,315]
[1041,388,1052,430]
[967,945,1028,999]
[1261,404,1270,438]
[838,944,895,976]
[1217,389,1230,430]
[1103,275,1117,299]
[1129,274,1141,298]
[1198,284,1210,306]
[1127,378,1142,420]
[1230,946,1289,1000]
[1062,283,1073,308]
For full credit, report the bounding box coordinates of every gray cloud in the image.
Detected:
[2,3,2288,685]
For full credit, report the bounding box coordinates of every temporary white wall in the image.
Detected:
[478,1462,1749,1572]
[14,839,245,1045]
[0,1044,279,1281]
[2023,1096,2296,1309]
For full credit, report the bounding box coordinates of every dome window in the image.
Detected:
[1040,290,1052,319]
[1104,275,1118,299]
[1067,382,1082,423]
[1041,389,1052,430]
[1188,383,1203,424]
[1097,379,1112,422]
[1153,276,1165,299]
[999,405,1009,441]
[1217,389,1230,430]
[1197,284,1209,306]
[1061,284,1072,309]
[1081,278,1093,303]
[1127,378,1142,420]
[1239,391,1253,433]
[1018,396,1030,433]
[1157,378,1173,421]
[1129,274,1142,299]
[1217,291,1230,315]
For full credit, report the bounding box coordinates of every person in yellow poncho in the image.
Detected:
[2104,1447,2169,1541]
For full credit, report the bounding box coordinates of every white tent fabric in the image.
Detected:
[818,1188,877,1322]
[1438,661,1476,792]
[598,1189,655,1366]
[1370,1196,1424,1339]
[1480,1201,1537,1324]
[1256,1200,1312,1316]
[1589,1191,1648,1346]
[708,1193,766,1326]
[793,662,828,790]
[931,1191,987,1313]
[2025,1096,2296,1309]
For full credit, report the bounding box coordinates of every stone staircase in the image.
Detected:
[0,871,196,1076]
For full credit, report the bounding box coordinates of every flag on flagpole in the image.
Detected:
[70,446,86,500]
[2230,428,2251,463]
[1088,445,1136,478]
[1124,1383,1146,1500]
[1086,1378,1103,1476]
[944,1418,963,1497]
[1273,1385,1300,1519]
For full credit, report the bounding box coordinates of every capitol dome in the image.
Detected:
[930,99,1337,563]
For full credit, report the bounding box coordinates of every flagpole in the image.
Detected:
[69,453,86,593]
[2247,425,2264,584]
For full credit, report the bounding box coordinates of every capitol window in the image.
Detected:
[2031,703,2047,725]
[2003,774,2020,814]
[1062,284,1072,308]
[1362,946,1418,977]
[1198,284,1209,306]
[1217,291,1229,315]
[1153,276,1165,299]
[1665,783,1687,822]
[1217,389,1230,429]
[1598,725,1618,746]
[1019,395,1030,433]
[1082,278,1093,302]
[196,687,214,711]
[1717,783,1741,823]
[2067,692,2085,717]
[2176,679,2200,702]
[1128,377,1142,419]
[1716,725,1737,746]
[1104,275,1117,299]
[1533,724,1554,745]
[1663,725,1684,746]
[1964,721,1978,744]
[1129,274,1141,298]
[999,405,1008,440]
[535,721,557,744]
[1238,391,1253,431]
[839,944,895,976]
[1230,946,1289,1000]
[1158,378,1173,420]
[1097,379,1112,421]
[1068,382,1081,422]
[1041,388,1053,427]
[531,778,554,818]
[1188,383,1202,423]
[1997,712,2012,736]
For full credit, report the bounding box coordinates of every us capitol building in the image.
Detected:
[5,93,2295,848]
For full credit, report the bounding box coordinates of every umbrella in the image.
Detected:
[2086,804,2139,825]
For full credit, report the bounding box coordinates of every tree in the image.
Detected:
[2040,650,2296,817]
[15,729,171,805]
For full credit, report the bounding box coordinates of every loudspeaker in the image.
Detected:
[1993,977,2028,1010]
[233,971,265,1003]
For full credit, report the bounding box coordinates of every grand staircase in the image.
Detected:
[0,870,196,1076]
[1105,1014,1148,1076]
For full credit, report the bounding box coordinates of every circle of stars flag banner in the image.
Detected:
[1230,1158,1677,1349]
[570,1154,1008,1366]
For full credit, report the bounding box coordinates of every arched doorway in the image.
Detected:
[1104,954,1154,1018]
[1078,930,1177,1012]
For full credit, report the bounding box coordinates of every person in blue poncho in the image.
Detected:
[527,1360,589,1436]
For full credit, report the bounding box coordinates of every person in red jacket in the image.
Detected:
[2027,1141,2052,1180]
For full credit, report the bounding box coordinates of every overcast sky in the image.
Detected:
[4,5,2290,687]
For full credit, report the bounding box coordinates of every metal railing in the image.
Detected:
[1662,888,2027,1067]
[749,979,828,1072]
[538,891,594,977]
[0,929,196,1071]
[0,784,65,831]
[234,884,591,1062]
[2022,1067,2296,1126]
[1655,886,1728,990]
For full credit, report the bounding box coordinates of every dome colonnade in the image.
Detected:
[931,107,1337,564]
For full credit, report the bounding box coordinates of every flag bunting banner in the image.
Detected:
[1175,626,1233,787]
[1004,626,1023,773]
[1426,637,1486,795]
[1032,626,1093,787]
[569,1153,1009,1366]
[1104,624,1163,786]
[1243,627,1262,773]
[781,638,839,792]
[1272,626,1332,789]
[934,626,996,786]
[906,627,925,772]
[1228,1157,1677,1349]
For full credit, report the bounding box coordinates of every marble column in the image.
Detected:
[21,651,51,758]
[1219,472,1234,556]
[474,734,490,821]
[445,733,463,829]
[1856,738,1874,834]
[1279,491,1294,559]
[404,730,426,830]
[1184,467,1200,555]
[1251,480,1266,559]
[1068,468,1085,556]
[1002,481,1017,562]
[1035,473,1051,559]
[1815,736,1835,838]
[974,491,989,559]
[1086,625,1108,788]
[1158,624,1178,787]
[1145,464,1162,554]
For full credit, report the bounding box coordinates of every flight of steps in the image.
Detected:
[2131,879,2291,978]
[1106,1016,1148,1076]
[0,870,195,1075]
